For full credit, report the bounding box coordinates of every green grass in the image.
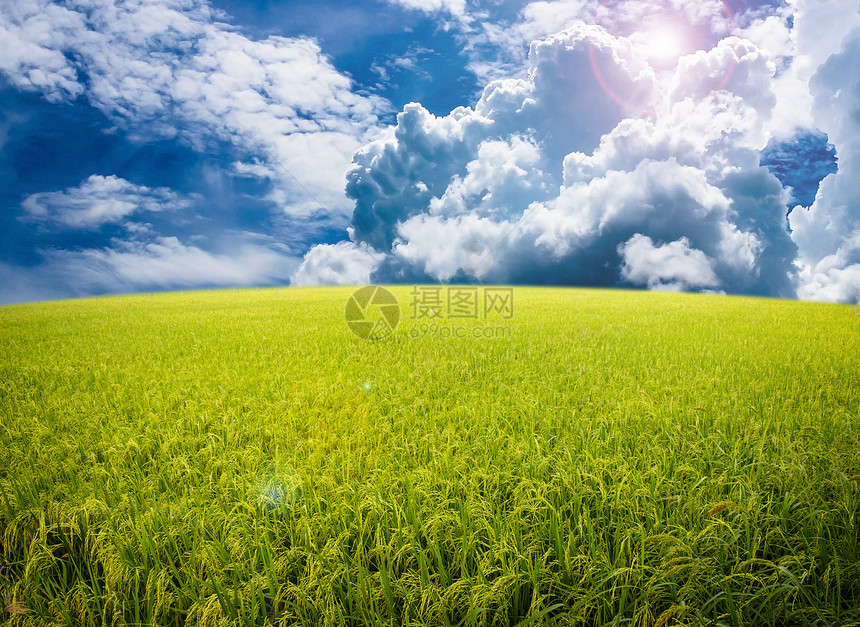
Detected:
[1,286,858,626]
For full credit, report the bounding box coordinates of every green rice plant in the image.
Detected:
[1,287,858,626]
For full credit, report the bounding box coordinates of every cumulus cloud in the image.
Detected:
[0,0,388,218]
[618,234,721,291]
[392,213,512,281]
[428,135,549,217]
[790,26,860,302]
[740,0,860,141]
[469,0,734,85]
[668,37,776,112]
[794,234,860,304]
[341,24,652,252]
[5,0,856,302]
[291,241,386,286]
[467,0,592,81]
[22,175,195,229]
[297,15,802,298]
[512,0,592,44]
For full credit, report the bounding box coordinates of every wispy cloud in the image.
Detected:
[0,0,389,217]
[383,0,470,21]
[22,175,195,229]
[0,232,299,304]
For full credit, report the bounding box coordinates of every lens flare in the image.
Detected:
[636,26,683,63]
[589,0,737,116]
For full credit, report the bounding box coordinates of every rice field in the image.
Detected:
[1,286,859,626]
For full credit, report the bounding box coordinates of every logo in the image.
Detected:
[345,286,400,341]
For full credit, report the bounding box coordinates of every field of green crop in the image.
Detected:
[1,287,859,626]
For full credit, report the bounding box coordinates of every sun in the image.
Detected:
[632,25,686,67]
[645,27,682,59]
[588,0,738,115]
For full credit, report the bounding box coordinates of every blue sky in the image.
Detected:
[1,0,858,303]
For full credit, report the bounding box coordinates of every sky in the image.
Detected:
[0,0,858,304]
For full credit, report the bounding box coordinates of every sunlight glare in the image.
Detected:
[633,25,686,66]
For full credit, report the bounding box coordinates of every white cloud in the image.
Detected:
[5,0,857,302]
[467,0,734,86]
[0,1,87,102]
[592,0,732,43]
[0,232,300,303]
[795,234,860,303]
[344,24,657,251]
[618,234,721,291]
[668,37,777,114]
[49,236,296,290]
[788,0,860,75]
[0,0,389,218]
[384,0,468,18]
[428,135,549,217]
[304,19,798,296]
[790,24,860,303]
[291,241,386,286]
[471,0,591,78]
[736,0,860,143]
[738,7,795,60]
[22,175,194,229]
[393,213,511,281]
[514,0,591,44]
